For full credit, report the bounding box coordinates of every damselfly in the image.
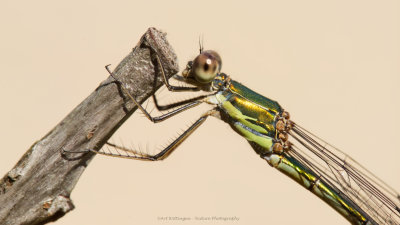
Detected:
[92,47,400,225]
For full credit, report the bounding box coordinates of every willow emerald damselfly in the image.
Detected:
[90,47,400,225]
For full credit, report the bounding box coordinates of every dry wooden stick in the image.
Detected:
[0,27,178,225]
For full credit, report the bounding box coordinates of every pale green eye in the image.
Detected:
[192,50,222,83]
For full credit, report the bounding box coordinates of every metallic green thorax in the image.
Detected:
[214,78,372,225]
[216,80,283,154]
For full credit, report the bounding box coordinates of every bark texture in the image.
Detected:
[0,27,178,225]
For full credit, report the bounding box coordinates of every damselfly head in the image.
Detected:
[182,50,222,84]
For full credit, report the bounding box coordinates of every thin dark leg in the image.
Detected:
[154,54,200,92]
[149,101,202,122]
[90,112,211,161]
[105,65,204,123]
[153,93,212,111]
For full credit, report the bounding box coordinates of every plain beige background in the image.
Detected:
[1,1,399,224]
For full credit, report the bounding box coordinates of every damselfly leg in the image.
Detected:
[90,51,220,160]
[153,94,212,111]
[104,62,206,123]
[94,110,218,161]
[152,55,200,92]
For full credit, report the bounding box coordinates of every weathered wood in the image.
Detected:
[0,27,178,225]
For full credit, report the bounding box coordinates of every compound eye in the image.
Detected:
[192,50,222,83]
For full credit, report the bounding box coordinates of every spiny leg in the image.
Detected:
[105,65,204,123]
[92,109,219,161]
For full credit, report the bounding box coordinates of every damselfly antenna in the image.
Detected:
[199,35,204,53]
